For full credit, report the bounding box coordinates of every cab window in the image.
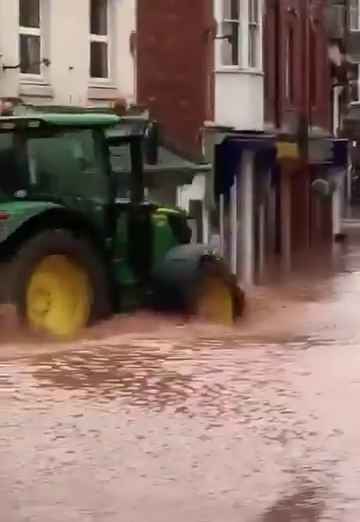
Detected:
[26,129,109,201]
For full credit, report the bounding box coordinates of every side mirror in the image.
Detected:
[144,120,159,165]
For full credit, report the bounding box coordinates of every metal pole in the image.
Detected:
[230,174,238,276]
[219,194,225,257]
[130,137,145,204]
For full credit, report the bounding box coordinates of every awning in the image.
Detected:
[214,133,276,196]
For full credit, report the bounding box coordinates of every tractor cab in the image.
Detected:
[0,111,243,339]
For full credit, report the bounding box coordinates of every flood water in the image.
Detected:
[2,223,360,521]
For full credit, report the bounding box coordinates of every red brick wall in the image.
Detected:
[137,0,215,160]
[263,0,279,126]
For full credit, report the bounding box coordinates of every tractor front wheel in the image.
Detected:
[9,230,111,339]
[190,259,245,325]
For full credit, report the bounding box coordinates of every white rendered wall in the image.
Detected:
[0,0,136,106]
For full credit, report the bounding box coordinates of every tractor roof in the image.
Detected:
[0,112,120,129]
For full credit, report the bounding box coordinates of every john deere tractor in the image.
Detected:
[0,111,243,338]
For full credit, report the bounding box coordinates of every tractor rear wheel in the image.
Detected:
[9,229,111,338]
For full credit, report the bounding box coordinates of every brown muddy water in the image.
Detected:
[2,225,360,521]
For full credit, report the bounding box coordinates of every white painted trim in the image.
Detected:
[18,82,53,97]
[215,67,263,76]
[230,173,238,275]
[280,171,291,273]
[239,150,254,286]
[19,26,40,36]
[219,194,225,257]
[202,205,209,244]
[258,203,265,282]
[87,85,119,100]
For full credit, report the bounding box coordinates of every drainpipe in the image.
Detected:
[298,0,311,249]
[344,0,353,206]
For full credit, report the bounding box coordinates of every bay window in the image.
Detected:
[219,0,261,70]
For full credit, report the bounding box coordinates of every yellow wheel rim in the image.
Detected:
[26,255,92,338]
[196,276,234,325]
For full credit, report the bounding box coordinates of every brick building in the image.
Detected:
[136,0,348,282]
[137,0,276,285]
[264,0,349,269]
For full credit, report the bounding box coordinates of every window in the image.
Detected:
[220,0,240,66]
[27,130,108,199]
[350,0,360,31]
[19,0,41,75]
[248,0,259,68]
[0,133,28,199]
[90,0,109,79]
[285,27,295,104]
[310,25,317,107]
[219,0,261,69]
[0,129,108,201]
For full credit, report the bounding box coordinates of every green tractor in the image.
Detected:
[0,111,244,338]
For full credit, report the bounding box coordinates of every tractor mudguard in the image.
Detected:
[152,244,245,319]
[151,243,225,311]
[153,243,221,286]
[0,201,61,244]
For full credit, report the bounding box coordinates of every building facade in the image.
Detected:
[330,0,360,205]
[263,0,348,268]
[137,0,274,285]
[0,0,136,106]
[137,0,265,159]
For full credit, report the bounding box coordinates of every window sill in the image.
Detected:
[215,67,263,77]
[19,81,54,98]
[88,83,120,100]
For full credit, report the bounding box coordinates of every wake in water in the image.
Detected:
[0,285,317,360]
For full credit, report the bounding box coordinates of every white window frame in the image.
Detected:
[248,0,260,69]
[350,0,360,31]
[219,0,241,67]
[89,0,111,83]
[19,0,44,81]
[216,0,263,73]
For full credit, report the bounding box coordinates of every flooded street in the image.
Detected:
[3,227,360,520]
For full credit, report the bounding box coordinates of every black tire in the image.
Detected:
[8,229,112,330]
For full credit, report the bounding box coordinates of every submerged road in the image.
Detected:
[2,226,360,521]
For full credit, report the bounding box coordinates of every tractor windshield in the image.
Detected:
[0,127,109,202]
[0,132,29,200]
